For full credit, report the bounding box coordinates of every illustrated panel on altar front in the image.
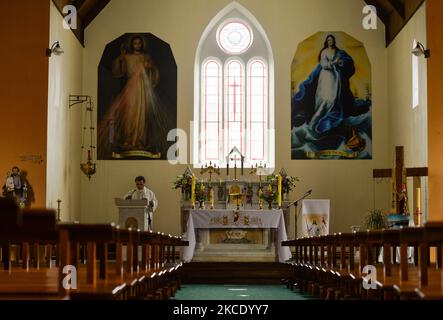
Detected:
[208,229,264,245]
[193,228,276,262]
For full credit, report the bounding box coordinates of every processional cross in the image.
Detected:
[373,146,428,223]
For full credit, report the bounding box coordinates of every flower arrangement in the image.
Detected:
[194,182,208,208]
[260,184,278,209]
[172,174,193,199]
[265,173,299,195]
[281,175,299,195]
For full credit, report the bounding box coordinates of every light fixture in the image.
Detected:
[69,95,97,180]
[412,41,430,58]
[46,41,64,57]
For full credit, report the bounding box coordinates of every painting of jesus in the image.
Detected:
[97,33,177,160]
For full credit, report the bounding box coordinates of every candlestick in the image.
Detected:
[191,175,196,209]
[277,174,282,209]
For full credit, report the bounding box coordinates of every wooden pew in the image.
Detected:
[0,199,61,299]
[404,223,443,299]
[0,198,189,300]
[282,223,443,300]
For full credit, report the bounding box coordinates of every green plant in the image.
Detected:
[365,209,387,230]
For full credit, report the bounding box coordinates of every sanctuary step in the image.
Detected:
[180,262,293,285]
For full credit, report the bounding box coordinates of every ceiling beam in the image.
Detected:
[388,0,406,19]
[70,0,88,11]
[51,0,111,46]
[52,0,84,46]
[364,0,425,47]
[82,0,111,28]
[364,0,390,25]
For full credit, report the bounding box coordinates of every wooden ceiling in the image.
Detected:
[53,0,425,48]
[364,0,426,46]
[52,0,111,46]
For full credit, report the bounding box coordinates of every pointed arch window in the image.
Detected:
[194,4,274,168]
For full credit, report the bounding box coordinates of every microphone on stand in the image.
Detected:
[286,189,313,209]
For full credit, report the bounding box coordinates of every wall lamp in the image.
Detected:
[412,41,430,59]
[46,41,64,57]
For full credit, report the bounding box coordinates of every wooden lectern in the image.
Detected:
[115,198,151,231]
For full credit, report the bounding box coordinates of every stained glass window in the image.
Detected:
[248,59,267,161]
[202,59,222,160]
[197,15,273,168]
[217,21,253,54]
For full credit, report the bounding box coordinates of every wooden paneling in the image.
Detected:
[427,0,443,221]
[0,0,50,207]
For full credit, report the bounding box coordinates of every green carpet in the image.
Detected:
[173,285,313,300]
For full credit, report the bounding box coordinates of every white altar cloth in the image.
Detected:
[182,209,292,263]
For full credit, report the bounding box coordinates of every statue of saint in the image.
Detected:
[2,166,25,206]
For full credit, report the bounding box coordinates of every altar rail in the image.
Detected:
[282,224,443,300]
[0,198,188,300]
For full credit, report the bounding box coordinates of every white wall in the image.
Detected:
[80,0,390,237]
[47,1,83,221]
[387,4,428,217]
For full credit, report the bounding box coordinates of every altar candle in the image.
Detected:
[416,187,421,213]
[210,187,214,209]
[191,175,196,209]
[416,187,421,226]
[258,187,263,210]
[278,175,282,208]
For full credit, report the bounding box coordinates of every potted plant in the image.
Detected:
[365,209,387,230]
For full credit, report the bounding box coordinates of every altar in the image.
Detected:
[177,153,297,263]
[182,209,292,263]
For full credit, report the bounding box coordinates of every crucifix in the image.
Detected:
[226,146,245,181]
[373,146,428,222]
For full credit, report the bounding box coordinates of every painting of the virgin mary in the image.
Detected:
[291,32,372,160]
